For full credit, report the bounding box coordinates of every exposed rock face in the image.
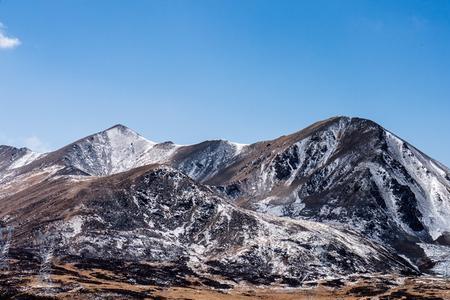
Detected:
[17,124,176,177]
[0,145,41,174]
[0,165,416,286]
[171,140,244,182]
[182,117,450,272]
[0,116,449,286]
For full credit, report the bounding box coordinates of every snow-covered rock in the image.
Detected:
[198,117,450,274]
[1,116,449,279]
[6,165,416,285]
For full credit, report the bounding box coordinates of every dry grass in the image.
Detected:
[6,262,449,299]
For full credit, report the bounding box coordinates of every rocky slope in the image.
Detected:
[0,145,42,173]
[171,117,450,273]
[1,165,416,284]
[0,116,449,295]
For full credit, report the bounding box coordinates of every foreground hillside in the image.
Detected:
[1,262,449,300]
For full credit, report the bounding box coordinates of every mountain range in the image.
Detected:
[1,116,449,298]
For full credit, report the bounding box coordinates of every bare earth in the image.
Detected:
[1,261,449,299]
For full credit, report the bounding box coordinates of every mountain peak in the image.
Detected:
[0,145,19,152]
[323,116,383,128]
[58,125,159,176]
[106,123,132,131]
[101,123,141,136]
[0,145,34,155]
[87,124,157,145]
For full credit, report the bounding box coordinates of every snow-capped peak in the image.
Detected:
[102,124,157,145]
[60,125,159,176]
[48,124,201,177]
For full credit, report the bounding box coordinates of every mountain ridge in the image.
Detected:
[0,116,449,295]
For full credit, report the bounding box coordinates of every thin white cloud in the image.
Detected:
[0,22,21,49]
[23,136,50,153]
[0,133,50,153]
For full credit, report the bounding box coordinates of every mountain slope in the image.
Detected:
[170,140,247,182]
[0,146,42,174]
[0,117,449,278]
[0,125,246,199]
[22,124,178,176]
[0,125,179,198]
[192,117,450,271]
[0,164,416,289]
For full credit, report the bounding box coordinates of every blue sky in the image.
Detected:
[0,1,449,165]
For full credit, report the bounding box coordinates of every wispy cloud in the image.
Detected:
[0,22,21,50]
[0,133,50,153]
[23,136,50,153]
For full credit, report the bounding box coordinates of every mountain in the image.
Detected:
[170,140,247,182]
[167,117,450,272]
[0,165,414,287]
[0,125,177,198]
[0,116,449,298]
[18,124,179,176]
[0,145,42,176]
[0,125,247,200]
